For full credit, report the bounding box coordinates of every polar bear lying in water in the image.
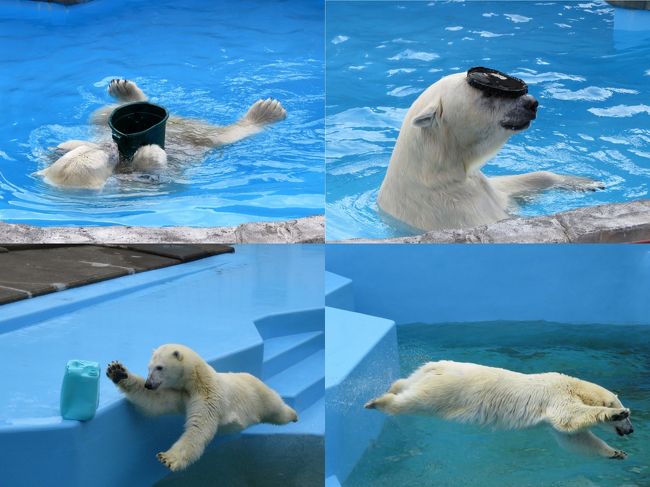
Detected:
[107,344,297,472]
[377,68,603,232]
[37,79,287,189]
[365,360,633,460]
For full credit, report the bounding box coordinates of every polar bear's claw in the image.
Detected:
[610,450,627,460]
[157,451,184,471]
[106,361,128,384]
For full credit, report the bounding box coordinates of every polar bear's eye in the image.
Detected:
[155,366,163,371]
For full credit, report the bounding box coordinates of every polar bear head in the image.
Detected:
[405,70,538,173]
[145,344,199,390]
[578,380,634,436]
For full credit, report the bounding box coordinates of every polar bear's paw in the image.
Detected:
[157,451,188,472]
[245,98,287,126]
[609,409,630,422]
[108,79,147,102]
[561,175,605,192]
[106,361,129,384]
[610,450,627,460]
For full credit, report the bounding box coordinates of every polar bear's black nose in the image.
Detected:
[525,97,539,113]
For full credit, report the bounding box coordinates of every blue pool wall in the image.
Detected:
[0,245,324,487]
[325,245,650,326]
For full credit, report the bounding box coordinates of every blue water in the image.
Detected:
[345,322,650,487]
[0,0,323,227]
[326,1,650,240]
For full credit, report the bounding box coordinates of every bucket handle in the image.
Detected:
[112,133,123,142]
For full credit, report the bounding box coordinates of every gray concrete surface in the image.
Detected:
[342,200,650,244]
[0,245,233,305]
[0,216,324,244]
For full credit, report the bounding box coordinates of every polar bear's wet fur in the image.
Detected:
[377,71,603,231]
[365,361,633,460]
[106,344,297,472]
[38,79,286,189]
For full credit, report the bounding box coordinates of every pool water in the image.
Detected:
[0,0,323,227]
[326,1,650,240]
[345,322,650,487]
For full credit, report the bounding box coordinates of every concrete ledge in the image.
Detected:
[608,0,650,10]
[343,200,650,244]
[0,215,324,244]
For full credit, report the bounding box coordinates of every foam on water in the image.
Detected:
[326,1,650,240]
[0,0,324,227]
[345,322,650,487]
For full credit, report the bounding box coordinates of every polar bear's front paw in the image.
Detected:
[610,450,627,460]
[563,175,605,192]
[609,408,630,422]
[245,98,287,126]
[157,451,187,472]
[108,79,147,102]
[106,361,129,384]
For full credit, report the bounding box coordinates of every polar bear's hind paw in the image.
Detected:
[106,361,128,384]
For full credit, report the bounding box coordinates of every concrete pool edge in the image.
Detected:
[337,200,650,244]
[0,215,324,244]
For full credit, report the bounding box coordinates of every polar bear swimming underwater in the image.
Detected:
[377,67,604,232]
[365,360,634,460]
[37,79,287,189]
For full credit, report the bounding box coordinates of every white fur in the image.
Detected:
[107,344,297,472]
[377,72,602,231]
[366,360,632,460]
[38,80,287,189]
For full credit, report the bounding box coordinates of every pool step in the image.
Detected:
[262,331,324,379]
[325,271,354,311]
[266,349,324,412]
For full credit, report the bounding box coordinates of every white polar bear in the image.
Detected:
[38,79,287,189]
[377,70,603,232]
[365,360,633,460]
[106,344,298,472]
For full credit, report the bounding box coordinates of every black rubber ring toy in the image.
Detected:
[466,67,528,98]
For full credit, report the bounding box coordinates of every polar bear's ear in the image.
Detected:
[412,100,442,129]
[173,350,183,361]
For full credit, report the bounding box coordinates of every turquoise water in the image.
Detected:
[326,1,650,240]
[0,0,323,227]
[345,322,650,487]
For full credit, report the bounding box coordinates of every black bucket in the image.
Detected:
[108,102,169,160]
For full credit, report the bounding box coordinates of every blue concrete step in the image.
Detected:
[262,331,324,379]
[325,271,354,311]
[266,349,324,411]
[243,397,324,436]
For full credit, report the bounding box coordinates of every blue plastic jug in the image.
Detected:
[60,360,100,421]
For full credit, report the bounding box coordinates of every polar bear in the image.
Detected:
[365,361,633,460]
[106,344,297,472]
[38,79,287,189]
[377,69,603,232]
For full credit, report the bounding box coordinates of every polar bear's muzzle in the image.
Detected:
[500,95,539,132]
[615,418,634,436]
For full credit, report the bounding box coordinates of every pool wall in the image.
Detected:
[0,245,324,487]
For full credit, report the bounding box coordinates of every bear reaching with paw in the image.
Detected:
[377,68,603,232]
[107,344,298,472]
[365,360,633,460]
[38,79,287,189]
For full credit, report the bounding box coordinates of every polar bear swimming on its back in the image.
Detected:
[38,79,287,189]
[377,68,603,232]
[106,344,297,472]
[365,360,633,460]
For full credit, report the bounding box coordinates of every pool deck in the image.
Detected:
[342,200,650,244]
[0,245,233,305]
[0,215,324,244]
